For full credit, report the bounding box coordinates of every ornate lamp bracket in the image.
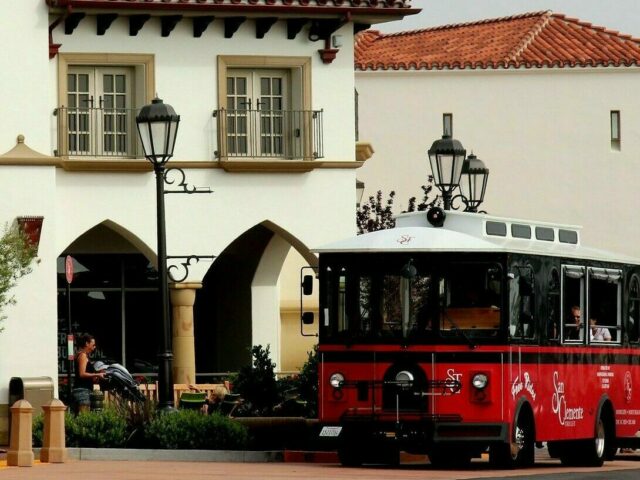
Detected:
[167,255,217,283]
[164,168,212,194]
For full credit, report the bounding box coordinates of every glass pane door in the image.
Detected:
[258,75,285,156]
[67,70,94,154]
[67,67,133,156]
[225,69,289,158]
[100,71,131,155]
[226,75,250,155]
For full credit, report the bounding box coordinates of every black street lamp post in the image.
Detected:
[427,134,467,210]
[136,97,180,411]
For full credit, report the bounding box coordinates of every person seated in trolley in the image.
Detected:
[590,317,612,342]
[565,306,583,340]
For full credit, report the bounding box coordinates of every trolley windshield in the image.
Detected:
[320,254,504,343]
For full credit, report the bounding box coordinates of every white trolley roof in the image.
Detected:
[314,210,640,265]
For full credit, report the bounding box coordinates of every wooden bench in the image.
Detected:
[97,381,230,407]
[441,307,500,330]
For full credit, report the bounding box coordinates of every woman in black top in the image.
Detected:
[72,333,105,413]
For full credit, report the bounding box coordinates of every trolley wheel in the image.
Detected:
[584,409,614,467]
[490,408,535,468]
[560,408,614,467]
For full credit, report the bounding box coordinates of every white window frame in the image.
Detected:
[611,110,621,151]
[561,265,585,344]
[57,53,154,159]
[217,56,313,163]
[67,66,135,156]
[587,267,622,345]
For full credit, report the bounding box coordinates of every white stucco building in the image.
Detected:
[355,11,640,258]
[0,0,418,442]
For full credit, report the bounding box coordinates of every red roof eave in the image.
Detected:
[46,0,421,19]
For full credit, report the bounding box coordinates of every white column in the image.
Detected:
[251,234,291,371]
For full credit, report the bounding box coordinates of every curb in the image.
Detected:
[283,450,338,463]
[33,448,284,463]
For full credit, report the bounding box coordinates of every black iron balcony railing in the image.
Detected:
[54,106,325,160]
[213,108,323,160]
[54,106,141,157]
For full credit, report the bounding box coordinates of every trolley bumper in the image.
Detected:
[321,412,509,450]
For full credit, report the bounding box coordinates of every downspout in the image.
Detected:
[47,1,72,59]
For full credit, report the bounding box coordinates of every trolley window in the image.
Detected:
[587,268,622,344]
[509,266,535,340]
[629,275,640,343]
[439,262,502,337]
[562,265,585,343]
[511,224,531,239]
[323,261,434,341]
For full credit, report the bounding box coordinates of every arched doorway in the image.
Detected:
[194,222,317,376]
[57,222,160,384]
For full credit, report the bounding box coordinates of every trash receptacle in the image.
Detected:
[8,377,55,435]
[9,376,54,412]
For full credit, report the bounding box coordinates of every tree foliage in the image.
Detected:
[356,176,440,234]
[233,345,280,416]
[0,225,37,330]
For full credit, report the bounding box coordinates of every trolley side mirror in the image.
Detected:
[302,275,314,295]
[302,311,315,325]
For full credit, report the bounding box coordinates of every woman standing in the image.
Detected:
[73,333,105,413]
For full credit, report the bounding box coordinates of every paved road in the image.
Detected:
[0,454,639,480]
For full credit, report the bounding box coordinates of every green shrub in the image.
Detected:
[294,346,318,417]
[111,397,157,448]
[145,410,249,450]
[66,409,128,448]
[32,413,44,447]
[233,345,279,416]
[33,409,127,448]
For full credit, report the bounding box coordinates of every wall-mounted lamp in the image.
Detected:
[16,216,44,254]
[332,34,343,48]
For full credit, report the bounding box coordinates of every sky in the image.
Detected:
[376,0,640,37]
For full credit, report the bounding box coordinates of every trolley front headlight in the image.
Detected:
[329,372,345,389]
[472,373,489,390]
[395,370,414,388]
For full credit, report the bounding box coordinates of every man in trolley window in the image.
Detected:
[565,306,583,340]
[590,317,612,342]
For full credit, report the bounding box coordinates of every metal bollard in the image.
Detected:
[40,399,67,463]
[7,399,34,467]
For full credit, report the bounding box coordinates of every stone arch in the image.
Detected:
[56,219,161,383]
[59,219,155,262]
[194,221,317,374]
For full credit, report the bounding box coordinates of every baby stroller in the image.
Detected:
[94,361,146,403]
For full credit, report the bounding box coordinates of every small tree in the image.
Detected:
[0,224,37,331]
[232,345,279,416]
[357,176,439,234]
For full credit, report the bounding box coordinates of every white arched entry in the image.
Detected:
[251,235,290,370]
[251,221,318,371]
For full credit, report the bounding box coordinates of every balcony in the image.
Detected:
[53,106,325,164]
[54,106,142,158]
[213,108,323,161]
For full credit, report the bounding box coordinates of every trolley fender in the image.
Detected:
[514,396,533,420]
[513,397,535,436]
[595,395,616,436]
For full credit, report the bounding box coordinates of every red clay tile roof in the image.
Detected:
[355,11,640,70]
[47,0,416,13]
